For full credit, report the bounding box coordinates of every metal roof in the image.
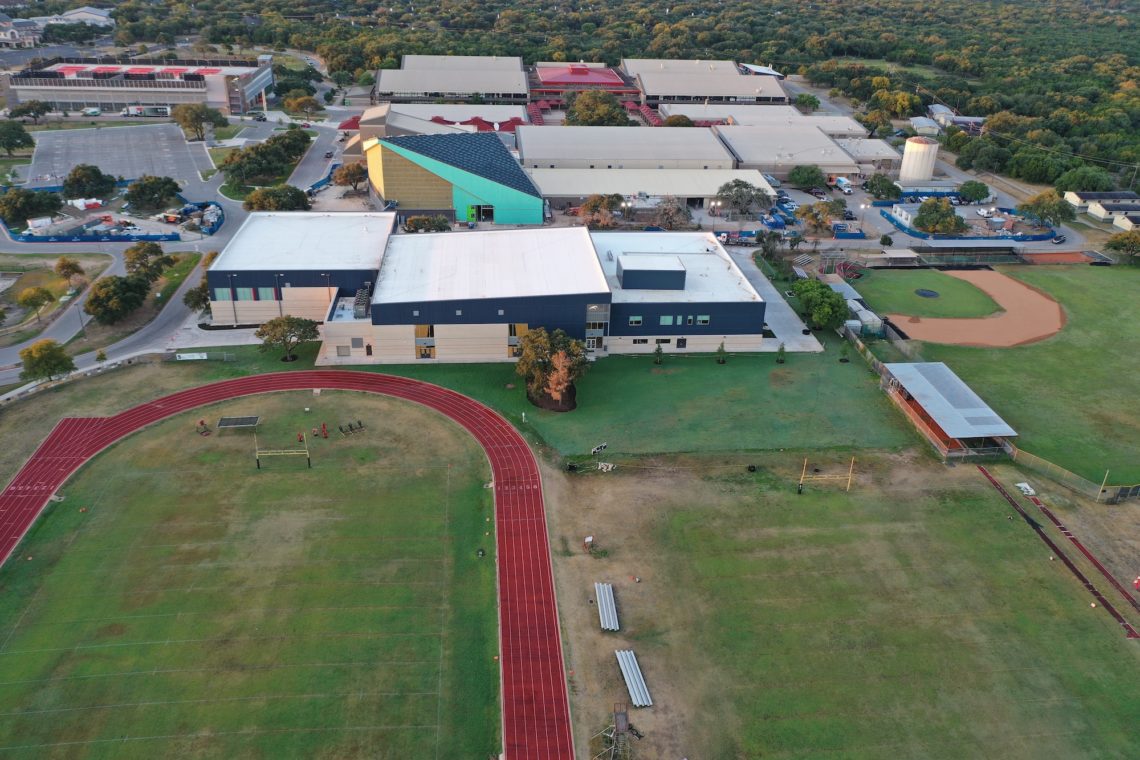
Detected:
[527,168,774,198]
[621,58,739,76]
[636,71,786,99]
[516,125,735,165]
[375,68,529,96]
[210,212,396,272]
[615,650,652,707]
[595,583,619,631]
[885,362,1017,439]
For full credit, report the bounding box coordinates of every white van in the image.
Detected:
[81,108,102,117]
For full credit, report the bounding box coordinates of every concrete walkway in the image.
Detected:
[727,247,824,353]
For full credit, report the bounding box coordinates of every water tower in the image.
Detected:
[899,136,939,184]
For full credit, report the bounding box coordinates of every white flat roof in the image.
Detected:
[517,126,734,163]
[835,138,900,160]
[714,125,859,171]
[373,227,608,304]
[591,232,763,304]
[622,58,739,76]
[619,254,684,272]
[211,212,396,272]
[45,62,259,76]
[527,168,774,198]
[375,69,529,96]
[401,54,523,71]
[658,104,867,137]
[388,103,528,122]
[637,71,786,99]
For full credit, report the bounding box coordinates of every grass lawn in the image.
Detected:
[208,146,238,168]
[919,265,1140,481]
[856,269,1001,318]
[640,456,1140,757]
[0,254,112,347]
[0,391,500,757]
[25,120,139,132]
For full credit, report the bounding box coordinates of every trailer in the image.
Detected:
[121,105,171,118]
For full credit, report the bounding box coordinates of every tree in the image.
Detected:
[581,194,623,215]
[715,179,773,216]
[1016,190,1075,228]
[10,101,50,124]
[791,279,847,329]
[652,196,692,230]
[880,234,894,246]
[244,184,312,212]
[54,256,84,282]
[19,339,74,382]
[653,343,664,365]
[913,198,967,234]
[404,215,451,232]
[84,275,150,324]
[0,120,33,157]
[171,103,228,141]
[515,327,588,409]
[332,162,367,192]
[662,114,694,127]
[1104,230,1140,264]
[62,164,116,198]
[794,93,821,112]
[0,188,62,227]
[183,280,211,312]
[800,200,846,233]
[1054,165,1115,193]
[16,286,53,322]
[255,315,320,361]
[788,165,827,189]
[565,91,628,126]
[865,173,901,200]
[957,180,990,203]
[285,96,322,116]
[125,175,181,211]
[124,242,175,282]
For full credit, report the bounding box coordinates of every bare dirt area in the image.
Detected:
[890,269,1065,347]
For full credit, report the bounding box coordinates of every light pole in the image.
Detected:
[322,272,331,305]
[227,273,238,326]
[75,301,86,338]
[860,203,868,230]
[274,273,284,317]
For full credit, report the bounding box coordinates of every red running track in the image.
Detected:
[0,371,575,758]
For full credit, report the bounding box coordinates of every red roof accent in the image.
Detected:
[91,66,121,73]
[535,65,624,86]
[161,67,189,74]
[125,67,155,74]
[338,116,360,130]
[193,68,222,75]
[55,65,88,74]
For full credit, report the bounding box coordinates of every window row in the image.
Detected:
[214,287,277,302]
[628,314,710,326]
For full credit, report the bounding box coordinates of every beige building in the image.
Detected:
[657,103,868,138]
[342,102,528,164]
[373,54,528,104]
[516,125,736,170]
[713,124,860,178]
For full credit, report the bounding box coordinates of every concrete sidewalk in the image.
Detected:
[727,248,824,353]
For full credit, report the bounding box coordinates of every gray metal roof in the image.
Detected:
[595,583,619,631]
[885,362,1016,438]
[615,650,652,707]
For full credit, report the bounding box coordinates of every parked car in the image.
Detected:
[250,112,267,122]
[780,201,799,212]
[976,209,994,218]
[762,174,781,187]
[843,210,857,221]
[300,122,311,128]
[324,150,334,159]
[1051,234,1067,244]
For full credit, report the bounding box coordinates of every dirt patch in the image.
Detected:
[1021,251,1094,265]
[649,367,679,375]
[768,367,793,386]
[887,269,1065,347]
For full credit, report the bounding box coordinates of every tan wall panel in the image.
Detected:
[607,334,763,354]
[373,324,416,362]
[435,323,508,362]
[378,146,452,207]
[217,301,279,325]
[281,287,333,322]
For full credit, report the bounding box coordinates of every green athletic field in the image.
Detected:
[649,457,1140,758]
[0,392,499,758]
[854,269,1001,318]
[920,266,1140,482]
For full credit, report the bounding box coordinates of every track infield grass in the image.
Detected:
[855,268,1002,319]
[0,391,499,758]
[556,454,1140,758]
[918,265,1140,482]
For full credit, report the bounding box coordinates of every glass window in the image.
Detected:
[235,287,254,301]
[336,345,350,357]
[632,338,648,345]
[412,310,419,317]
[213,288,231,301]
[498,309,505,316]
[257,287,276,301]
[455,309,462,316]
[351,338,364,348]
[655,338,672,345]
[697,315,711,325]
[659,315,673,326]
[687,316,694,325]
[628,316,642,326]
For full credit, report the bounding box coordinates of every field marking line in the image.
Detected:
[1,630,443,657]
[18,604,446,629]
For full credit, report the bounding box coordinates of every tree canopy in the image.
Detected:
[124,242,175,283]
[19,339,75,382]
[255,315,320,361]
[1016,190,1075,228]
[0,189,62,227]
[791,279,848,330]
[222,128,312,185]
[515,327,589,409]
[715,180,774,216]
[0,120,34,158]
[16,287,53,322]
[54,256,84,282]
[957,180,990,203]
[243,184,312,211]
[1103,230,1140,264]
[125,175,182,211]
[662,114,694,127]
[171,103,228,141]
[565,91,628,127]
[10,101,49,124]
[865,173,901,200]
[913,198,968,234]
[332,162,368,192]
[788,165,827,189]
[84,275,151,325]
[63,164,116,199]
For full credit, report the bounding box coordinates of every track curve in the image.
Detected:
[0,371,574,758]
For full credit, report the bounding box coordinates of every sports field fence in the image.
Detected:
[1008,445,1138,504]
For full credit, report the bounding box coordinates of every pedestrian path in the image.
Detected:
[727,248,824,352]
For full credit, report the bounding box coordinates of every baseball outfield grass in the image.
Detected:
[854,269,1001,319]
[0,392,499,758]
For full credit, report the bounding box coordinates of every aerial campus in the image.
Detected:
[0,3,1137,758]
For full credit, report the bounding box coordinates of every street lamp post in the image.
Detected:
[274,273,284,317]
[227,273,238,326]
[75,302,86,338]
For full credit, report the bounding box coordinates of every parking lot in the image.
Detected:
[26,124,212,188]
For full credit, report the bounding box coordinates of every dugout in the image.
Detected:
[882,362,1017,459]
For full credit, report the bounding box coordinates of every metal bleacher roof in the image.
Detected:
[595,583,619,631]
[615,650,652,707]
[885,362,1016,439]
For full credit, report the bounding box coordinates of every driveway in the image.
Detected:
[726,248,823,353]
